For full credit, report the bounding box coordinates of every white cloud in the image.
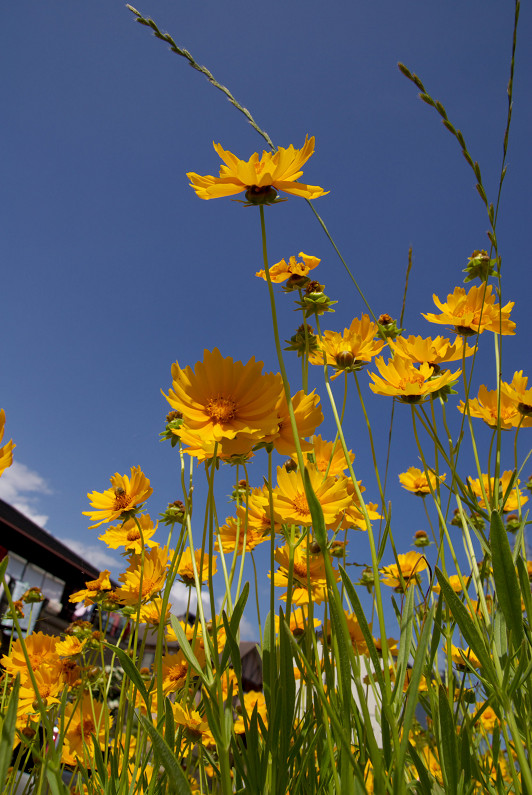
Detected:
[59,538,120,571]
[0,461,52,526]
[170,580,211,620]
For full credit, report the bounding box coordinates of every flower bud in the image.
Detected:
[414,530,430,547]
[160,500,186,524]
[284,458,297,473]
[335,351,355,370]
[244,185,278,205]
[377,314,403,340]
[463,250,500,283]
[22,587,45,604]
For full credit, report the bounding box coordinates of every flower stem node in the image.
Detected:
[160,500,186,525]
[284,324,319,357]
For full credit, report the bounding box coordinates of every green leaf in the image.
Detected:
[435,568,498,684]
[302,466,327,548]
[104,643,150,709]
[278,610,296,784]
[393,586,415,702]
[429,591,443,669]
[517,557,532,620]
[0,676,20,789]
[169,614,209,685]
[459,722,471,789]
[139,714,192,794]
[490,510,524,647]
[339,566,385,691]
[438,685,458,795]
[407,742,433,795]
[165,696,175,752]
[220,582,249,672]
[221,610,242,682]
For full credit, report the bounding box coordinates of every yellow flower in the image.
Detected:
[380,552,428,590]
[399,466,446,496]
[69,570,112,605]
[55,636,87,657]
[84,466,153,528]
[422,284,515,336]
[450,645,482,669]
[332,477,381,532]
[138,597,171,626]
[389,334,476,366]
[299,434,354,478]
[62,696,111,767]
[0,409,15,476]
[256,252,320,282]
[234,691,268,734]
[476,705,498,734]
[272,542,337,605]
[187,137,328,202]
[368,356,460,403]
[271,465,351,527]
[215,516,266,554]
[175,425,257,462]
[432,574,466,594]
[171,703,214,745]
[163,348,282,446]
[1,632,59,683]
[17,666,63,721]
[99,514,158,553]
[159,651,190,695]
[274,605,321,636]
[468,470,528,512]
[115,546,170,606]
[309,315,385,377]
[267,389,323,456]
[324,611,368,655]
[458,375,532,429]
[234,485,282,537]
[177,547,217,586]
[501,370,532,418]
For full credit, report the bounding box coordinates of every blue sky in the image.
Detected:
[2,1,531,636]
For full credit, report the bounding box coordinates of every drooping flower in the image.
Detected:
[256,252,320,282]
[187,137,328,202]
[163,349,282,448]
[0,409,15,477]
[174,425,257,463]
[380,551,428,590]
[399,466,446,496]
[115,546,170,606]
[389,335,476,367]
[422,284,515,336]
[458,376,532,429]
[468,471,528,512]
[309,315,385,377]
[84,466,153,528]
[368,356,460,403]
[99,514,158,553]
[271,465,351,527]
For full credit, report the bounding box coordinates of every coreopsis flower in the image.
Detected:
[256,252,320,282]
[171,703,215,745]
[84,466,153,528]
[458,376,532,429]
[399,466,446,496]
[138,597,171,626]
[215,516,266,554]
[99,514,158,553]
[234,485,282,537]
[389,335,476,368]
[476,705,498,734]
[431,574,466,594]
[234,691,268,733]
[163,349,282,449]
[324,611,368,655]
[274,605,321,636]
[1,632,59,683]
[380,551,428,590]
[332,477,381,532]
[468,470,528,512]
[272,542,337,604]
[177,547,217,586]
[299,434,355,478]
[450,645,482,670]
[501,370,532,417]
[55,636,87,657]
[0,409,15,476]
[69,570,112,606]
[267,389,323,456]
[17,667,64,723]
[159,651,190,695]
[309,315,385,377]
[271,465,352,527]
[368,356,460,403]
[187,137,328,203]
[61,696,111,766]
[422,284,515,336]
[115,546,170,606]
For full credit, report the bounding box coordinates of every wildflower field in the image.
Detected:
[2,1,532,793]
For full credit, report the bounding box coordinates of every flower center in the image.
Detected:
[206,395,237,424]
[291,492,310,518]
[76,717,95,739]
[113,488,131,510]
[126,528,141,542]
[168,663,188,684]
